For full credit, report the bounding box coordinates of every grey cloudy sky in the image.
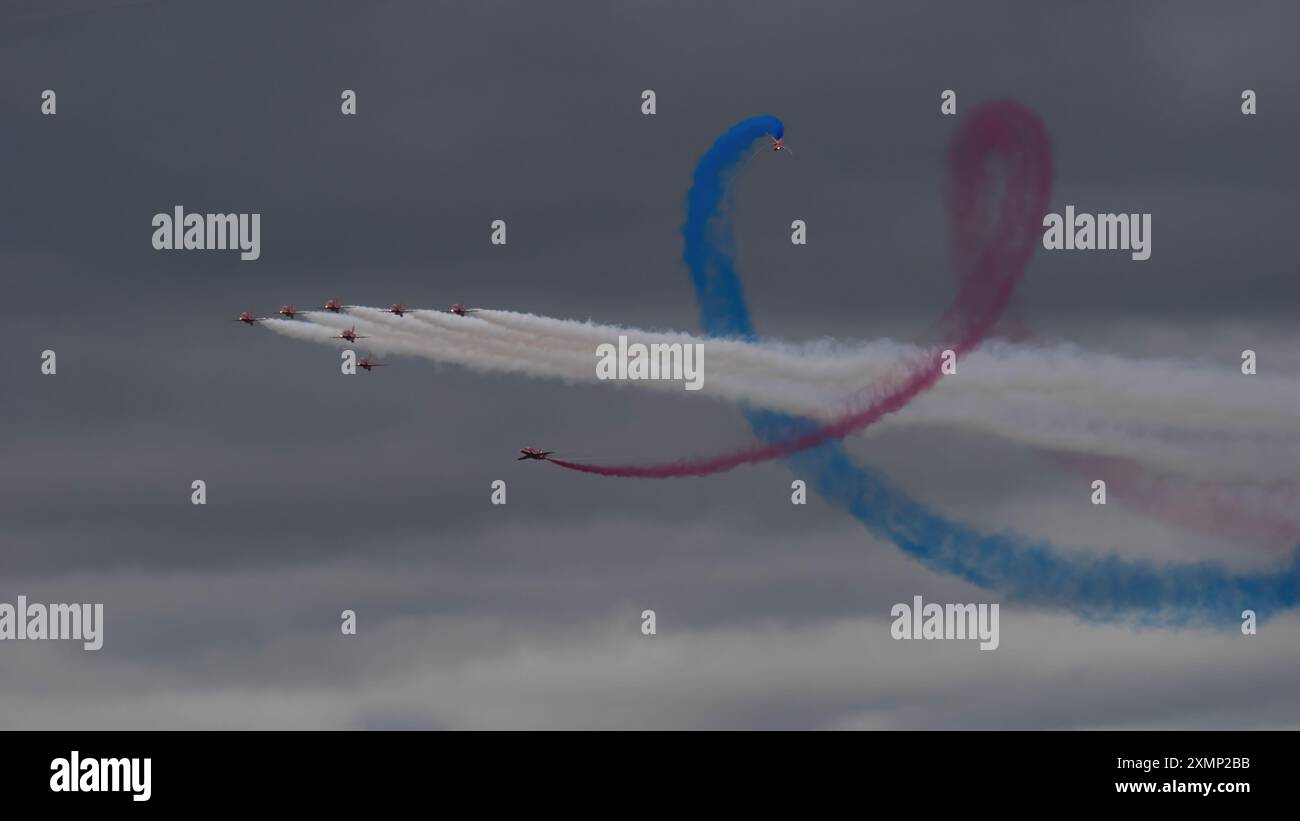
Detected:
[1,0,1298,729]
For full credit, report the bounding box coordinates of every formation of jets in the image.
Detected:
[235,300,548,460]
[233,300,479,325]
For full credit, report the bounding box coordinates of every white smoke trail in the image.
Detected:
[476,309,902,386]
[258,307,1300,480]
[477,309,1300,432]
[474,310,1300,468]
[293,308,849,409]
[283,310,590,382]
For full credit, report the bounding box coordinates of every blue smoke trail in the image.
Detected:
[684,115,782,341]
[684,112,1300,625]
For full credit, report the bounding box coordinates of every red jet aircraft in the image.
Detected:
[516,447,554,461]
[333,326,367,343]
[449,304,479,317]
[385,303,417,317]
[233,311,263,325]
[357,356,386,371]
[278,305,302,319]
[322,299,348,313]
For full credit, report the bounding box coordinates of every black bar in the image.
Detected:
[3,730,1283,808]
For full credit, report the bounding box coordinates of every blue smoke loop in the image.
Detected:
[682,114,1299,625]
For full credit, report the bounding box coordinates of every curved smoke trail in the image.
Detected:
[469,310,1300,482]
[672,103,1300,623]
[549,105,1051,478]
[263,306,1300,484]
[1047,450,1300,551]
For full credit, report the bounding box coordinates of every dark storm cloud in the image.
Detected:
[1,0,1298,728]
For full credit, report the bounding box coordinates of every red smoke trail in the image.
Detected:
[551,101,1053,478]
[1048,450,1300,550]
